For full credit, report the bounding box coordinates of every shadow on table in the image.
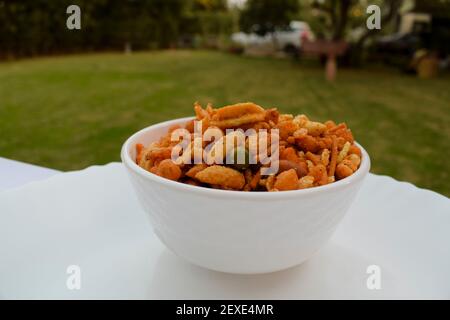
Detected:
[147,242,401,299]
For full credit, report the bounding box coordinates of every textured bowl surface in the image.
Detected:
[121,117,371,274]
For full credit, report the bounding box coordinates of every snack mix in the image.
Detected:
[136,102,362,192]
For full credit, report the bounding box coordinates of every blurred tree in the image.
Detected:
[414,0,450,17]
[0,0,188,58]
[311,0,355,40]
[110,0,187,50]
[307,0,403,65]
[239,0,300,35]
[193,0,228,11]
[182,0,234,48]
[310,0,403,41]
[353,0,403,49]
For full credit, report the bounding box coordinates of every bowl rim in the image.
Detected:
[121,117,371,199]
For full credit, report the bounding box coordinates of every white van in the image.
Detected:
[231,20,314,54]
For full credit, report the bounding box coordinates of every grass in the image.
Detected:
[0,50,449,196]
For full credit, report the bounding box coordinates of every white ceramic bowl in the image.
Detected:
[121,117,371,274]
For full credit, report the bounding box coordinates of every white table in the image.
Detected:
[0,157,60,192]
[0,159,449,299]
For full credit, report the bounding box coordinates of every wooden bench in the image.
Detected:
[301,40,348,81]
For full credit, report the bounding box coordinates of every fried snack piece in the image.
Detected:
[136,143,144,165]
[293,129,320,153]
[305,151,321,165]
[250,121,271,130]
[249,170,261,190]
[327,123,354,144]
[195,165,245,190]
[243,169,253,191]
[185,164,208,179]
[317,136,333,150]
[348,144,362,157]
[274,169,299,191]
[213,102,265,120]
[210,113,266,129]
[156,159,182,181]
[265,108,279,124]
[328,136,338,177]
[278,160,307,178]
[138,143,158,170]
[265,175,276,191]
[280,147,298,161]
[337,141,351,164]
[309,164,328,186]
[196,102,268,129]
[194,102,211,120]
[298,175,314,189]
[294,115,327,137]
[335,152,361,180]
[150,147,172,159]
[321,149,330,166]
[346,153,361,168]
[304,121,327,137]
[276,120,298,140]
[336,159,357,180]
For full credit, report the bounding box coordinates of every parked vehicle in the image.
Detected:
[231,21,314,55]
[376,13,431,60]
[374,13,450,70]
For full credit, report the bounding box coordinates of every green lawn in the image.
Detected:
[0,50,449,196]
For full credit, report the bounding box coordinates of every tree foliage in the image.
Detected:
[310,0,403,41]
[0,0,233,58]
[239,0,300,34]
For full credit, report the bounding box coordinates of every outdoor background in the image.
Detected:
[0,0,449,196]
